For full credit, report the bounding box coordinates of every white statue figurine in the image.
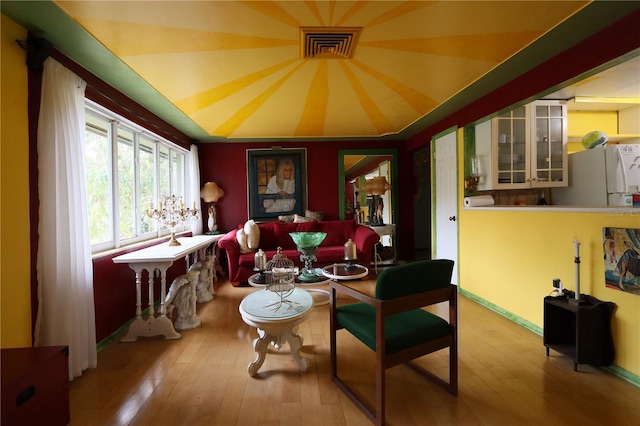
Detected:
[199,255,216,302]
[165,270,201,330]
[189,258,214,303]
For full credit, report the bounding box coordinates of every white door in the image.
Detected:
[434,130,459,285]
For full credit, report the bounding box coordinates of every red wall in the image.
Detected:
[198,140,395,232]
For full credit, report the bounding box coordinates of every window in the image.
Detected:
[84,101,190,253]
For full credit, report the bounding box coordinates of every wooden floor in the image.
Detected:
[69,276,640,426]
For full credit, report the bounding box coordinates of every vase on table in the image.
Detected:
[289,232,327,283]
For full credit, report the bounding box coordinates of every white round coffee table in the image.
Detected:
[239,287,313,377]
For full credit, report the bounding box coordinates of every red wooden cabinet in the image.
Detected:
[1,346,70,426]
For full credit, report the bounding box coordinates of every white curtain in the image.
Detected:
[188,144,203,235]
[35,58,97,380]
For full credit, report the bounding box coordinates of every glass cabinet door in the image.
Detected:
[494,105,528,187]
[532,101,567,188]
[479,100,567,191]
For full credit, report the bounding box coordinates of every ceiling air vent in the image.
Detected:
[301,27,361,59]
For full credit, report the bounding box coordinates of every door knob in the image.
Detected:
[449,216,456,221]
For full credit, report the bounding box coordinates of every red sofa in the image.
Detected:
[218,219,379,285]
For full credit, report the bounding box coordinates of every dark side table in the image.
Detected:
[1,346,70,426]
[543,294,615,371]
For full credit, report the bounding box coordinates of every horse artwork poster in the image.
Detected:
[603,227,640,295]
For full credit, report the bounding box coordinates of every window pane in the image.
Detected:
[85,114,112,244]
[158,145,170,199]
[117,126,135,239]
[139,136,156,234]
[172,150,185,197]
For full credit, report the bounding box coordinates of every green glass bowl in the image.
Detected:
[289,232,327,249]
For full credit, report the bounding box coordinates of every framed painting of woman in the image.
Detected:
[247,148,308,220]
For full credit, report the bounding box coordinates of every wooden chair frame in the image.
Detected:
[329,278,458,425]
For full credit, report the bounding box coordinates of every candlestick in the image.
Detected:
[570,237,582,304]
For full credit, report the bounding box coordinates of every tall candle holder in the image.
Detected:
[147,195,199,246]
[569,237,583,305]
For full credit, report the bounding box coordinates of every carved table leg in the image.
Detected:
[282,328,307,372]
[248,328,270,377]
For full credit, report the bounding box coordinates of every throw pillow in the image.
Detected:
[244,219,260,250]
[305,210,325,221]
[294,214,313,223]
[236,228,252,254]
[278,214,295,223]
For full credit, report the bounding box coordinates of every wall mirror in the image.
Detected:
[338,149,398,227]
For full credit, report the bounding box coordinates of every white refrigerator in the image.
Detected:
[551,144,640,206]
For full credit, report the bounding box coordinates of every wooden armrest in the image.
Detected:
[330,281,456,318]
[381,285,456,315]
[329,280,377,306]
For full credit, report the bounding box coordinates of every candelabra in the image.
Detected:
[147,195,199,246]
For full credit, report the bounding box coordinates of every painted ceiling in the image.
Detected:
[3,1,638,142]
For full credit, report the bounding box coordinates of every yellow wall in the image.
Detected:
[568,110,618,137]
[1,15,33,347]
[567,110,618,153]
[458,129,640,379]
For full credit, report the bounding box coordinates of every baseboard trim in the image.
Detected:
[458,287,640,389]
[96,301,162,352]
[605,364,640,388]
[96,321,130,352]
[458,288,543,335]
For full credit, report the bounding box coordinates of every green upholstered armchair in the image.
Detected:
[329,259,457,425]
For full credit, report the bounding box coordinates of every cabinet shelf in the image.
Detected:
[568,134,640,143]
[546,343,577,359]
[476,100,568,190]
[543,295,615,371]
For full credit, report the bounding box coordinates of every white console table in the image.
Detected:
[368,224,396,272]
[113,234,220,342]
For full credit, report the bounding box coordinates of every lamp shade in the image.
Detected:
[200,181,224,202]
[363,176,390,195]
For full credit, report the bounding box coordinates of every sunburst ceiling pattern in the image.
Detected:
[10,1,599,141]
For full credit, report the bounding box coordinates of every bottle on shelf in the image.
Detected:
[537,191,548,205]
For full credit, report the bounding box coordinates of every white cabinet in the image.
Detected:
[475,100,568,190]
